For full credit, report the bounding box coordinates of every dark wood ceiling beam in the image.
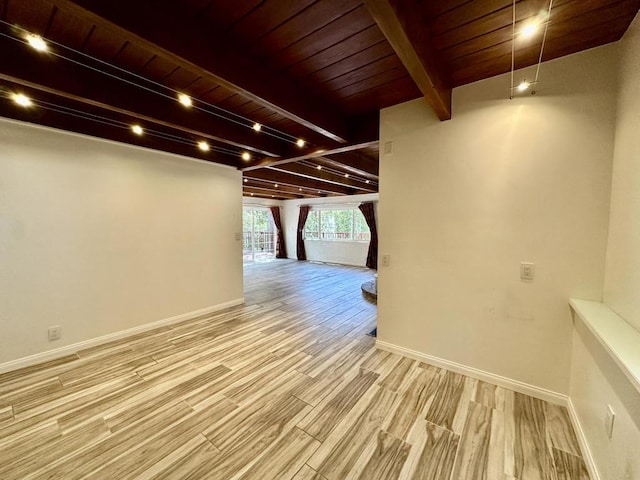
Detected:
[243,182,322,198]
[268,163,377,192]
[243,170,354,196]
[314,153,379,180]
[47,0,351,143]
[0,91,237,167]
[242,187,300,200]
[0,38,290,157]
[363,0,452,120]
[242,140,379,171]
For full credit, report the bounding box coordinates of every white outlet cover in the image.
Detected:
[606,404,615,438]
[520,262,535,281]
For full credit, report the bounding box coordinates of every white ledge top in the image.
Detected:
[569,298,640,394]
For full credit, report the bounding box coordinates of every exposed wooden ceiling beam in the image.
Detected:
[363,0,452,120]
[0,38,290,157]
[242,141,380,171]
[243,182,322,199]
[315,152,379,180]
[47,0,351,143]
[268,164,377,193]
[242,187,300,200]
[243,170,354,196]
[0,93,237,166]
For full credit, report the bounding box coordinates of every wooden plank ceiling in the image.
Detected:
[1,0,637,200]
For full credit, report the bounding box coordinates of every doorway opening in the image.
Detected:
[242,206,276,264]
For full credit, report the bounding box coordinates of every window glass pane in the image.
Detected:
[321,210,353,240]
[242,207,252,233]
[354,210,371,241]
[304,210,319,239]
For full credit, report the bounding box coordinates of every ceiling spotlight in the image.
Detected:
[365,180,370,184]
[250,193,254,196]
[243,179,248,183]
[296,139,305,148]
[344,174,349,178]
[274,184,278,188]
[178,93,192,107]
[26,33,48,52]
[252,122,262,132]
[11,93,33,107]
[241,152,251,161]
[299,188,302,191]
[316,165,322,170]
[197,141,210,152]
[517,80,530,92]
[520,22,539,39]
[131,124,144,135]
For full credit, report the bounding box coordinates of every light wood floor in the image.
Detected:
[0,260,589,479]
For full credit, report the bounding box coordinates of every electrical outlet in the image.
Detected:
[520,262,535,281]
[383,141,393,155]
[605,404,615,439]
[382,254,391,267]
[48,325,62,342]
[234,232,241,241]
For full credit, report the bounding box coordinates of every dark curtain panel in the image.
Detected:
[359,202,378,269]
[296,205,311,261]
[269,206,287,259]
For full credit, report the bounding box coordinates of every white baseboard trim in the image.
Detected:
[566,397,601,480]
[0,298,244,374]
[375,340,567,405]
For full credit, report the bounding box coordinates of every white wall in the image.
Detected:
[378,44,617,394]
[282,194,378,267]
[0,119,243,365]
[603,14,640,333]
[569,13,640,480]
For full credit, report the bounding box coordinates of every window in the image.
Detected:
[304,208,370,241]
[242,207,275,262]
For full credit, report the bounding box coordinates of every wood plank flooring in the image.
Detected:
[0,260,589,479]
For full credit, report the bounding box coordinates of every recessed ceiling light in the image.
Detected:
[11,93,33,107]
[365,180,370,184]
[241,152,251,161]
[520,22,539,39]
[316,165,322,170]
[250,193,254,196]
[274,184,278,188]
[243,179,248,183]
[178,93,192,107]
[296,139,305,148]
[299,188,302,191]
[197,141,210,152]
[517,80,530,92]
[131,124,144,135]
[26,33,48,52]
[252,123,262,132]
[344,173,349,178]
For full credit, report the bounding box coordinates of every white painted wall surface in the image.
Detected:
[570,319,640,480]
[603,13,640,333]
[0,119,243,365]
[569,13,640,480]
[282,194,378,267]
[378,45,616,394]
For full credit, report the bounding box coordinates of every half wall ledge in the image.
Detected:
[569,298,640,394]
